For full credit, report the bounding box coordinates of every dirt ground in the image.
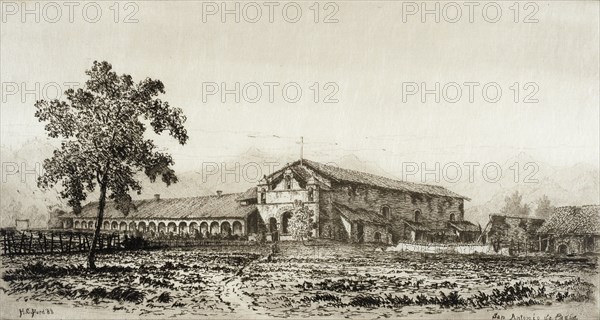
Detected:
[0,243,598,319]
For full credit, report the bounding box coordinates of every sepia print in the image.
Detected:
[0,1,599,319]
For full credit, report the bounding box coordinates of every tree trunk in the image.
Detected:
[88,182,107,269]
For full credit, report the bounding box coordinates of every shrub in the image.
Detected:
[349,295,383,308]
[301,293,341,304]
[157,291,172,303]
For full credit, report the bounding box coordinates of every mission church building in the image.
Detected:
[250,159,474,244]
[63,159,477,244]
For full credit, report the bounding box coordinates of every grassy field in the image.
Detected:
[0,243,598,319]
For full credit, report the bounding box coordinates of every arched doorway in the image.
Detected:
[200,222,209,236]
[269,217,278,241]
[81,221,87,229]
[157,222,166,234]
[119,221,127,231]
[558,244,568,255]
[210,221,220,235]
[232,221,243,236]
[356,222,365,243]
[74,221,81,229]
[167,222,177,234]
[189,222,199,234]
[88,221,95,229]
[281,212,292,234]
[138,221,147,233]
[103,221,110,230]
[129,222,136,232]
[247,211,260,235]
[111,221,119,230]
[221,221,232,237]
[178,221,188,235]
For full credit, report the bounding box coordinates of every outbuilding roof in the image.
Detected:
[333,203,388,225]
[448,220,480,232]
[72,193,256,220]
[403,219,449,232]
[537,205,600,235]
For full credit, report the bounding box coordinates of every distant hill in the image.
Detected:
[0,138,66,228]
[440,154,600,225]
[1,140,598,228]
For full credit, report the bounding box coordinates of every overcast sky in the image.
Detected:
[1,0,598,174]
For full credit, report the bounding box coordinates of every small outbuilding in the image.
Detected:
[537,205,600,254]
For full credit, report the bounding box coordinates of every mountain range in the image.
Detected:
[1,139,598,228]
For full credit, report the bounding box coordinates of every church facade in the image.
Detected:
[248,159,474,244]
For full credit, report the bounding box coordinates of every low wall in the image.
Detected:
[387,241,508,255]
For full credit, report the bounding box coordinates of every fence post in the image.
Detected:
[37,232,44,253]
[41,233,47,253]
[28,232,33,254]
[19,232,26,254]
[10,233,15,255]
[67,232,72,254]
[2,234,7,255]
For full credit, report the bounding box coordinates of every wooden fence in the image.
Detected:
[147,238,257,248]
[387,241,508,255]
[1,229,122,256]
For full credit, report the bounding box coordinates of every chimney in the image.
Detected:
[216,190,223,197]
[154,194,160,201]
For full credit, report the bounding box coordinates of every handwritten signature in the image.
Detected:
[492,313,578,320]
[18,308,54,318]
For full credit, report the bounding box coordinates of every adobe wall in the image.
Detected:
[318,181,465,242]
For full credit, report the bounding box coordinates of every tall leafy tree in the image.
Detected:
[35,61,188,269]
[500,191,531,216]
[534,195,554,218]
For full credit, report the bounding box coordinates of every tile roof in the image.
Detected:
[404,219,449,231]
[333,203,388,225]
[72,193,256,220]
[403,220,432,231]
[295,159,469,200]
[236,187,257,201]
[449,220,481,232]
[537,205,600,235]
[489,214,546,224]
